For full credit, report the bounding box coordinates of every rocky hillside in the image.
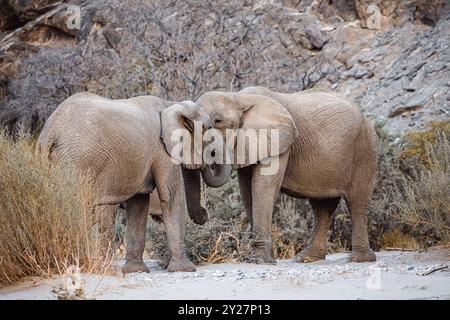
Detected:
[0,0,449,136]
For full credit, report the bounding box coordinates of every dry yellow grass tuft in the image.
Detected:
[0,131,113,285]
[401,120,450,166]
[391,133,450,246]
[379,230,422,250]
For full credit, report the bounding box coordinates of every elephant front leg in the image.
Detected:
[154,160,196,272]
[237,166,254,229]
[250,153,289,264]
[160,191,196,272]
[123,194,150,274]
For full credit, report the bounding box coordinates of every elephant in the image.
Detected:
[193,86,378,264]
[36,92,231,273]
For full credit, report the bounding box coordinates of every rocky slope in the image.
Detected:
[0,0,448,136]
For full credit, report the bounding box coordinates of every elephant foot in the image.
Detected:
[295,248,326,263]
[167,258,196,272]
[250,249,276,265]
[190,207,209,225]
[347,248,376,263]
[122,261,150,274]
[250,256,276,265]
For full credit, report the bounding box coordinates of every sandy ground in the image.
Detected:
[1,249,449,300]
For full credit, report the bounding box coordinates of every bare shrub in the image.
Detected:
[147,218,253,266]
[0,131,113,285]
[389,134,450,245]
[273,194,310,258]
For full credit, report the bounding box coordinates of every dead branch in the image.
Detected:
[418,265,449,276]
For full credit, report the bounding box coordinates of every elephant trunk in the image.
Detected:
[181,167,209,225]
[201,164,232,188]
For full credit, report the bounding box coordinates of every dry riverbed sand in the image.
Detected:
[1,249,449,300]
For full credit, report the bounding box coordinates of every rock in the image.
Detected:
[4,0,62,22]
[405,86,436,108]
[355,47,386,64]
[404,68,426,91]
[102,24,125,52]
[388,86,436,117]
[414,0,446,26]
[352,65,373,79]
[42,5,82,36]
[305,25,328,49]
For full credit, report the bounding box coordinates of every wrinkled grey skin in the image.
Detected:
[36,92,222,274]
[194,86,378,264]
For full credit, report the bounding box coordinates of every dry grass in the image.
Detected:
[147,217,254,266]
[390,133,450,245]
[0,131,113,286]
[379,230,422,251]
[272,194,310,258]
[400,121,450,165]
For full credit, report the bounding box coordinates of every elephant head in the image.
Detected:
[160,101,232,225]
[194,91,299,170]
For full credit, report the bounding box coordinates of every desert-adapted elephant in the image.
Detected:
[36,92,231,273]
[193,86,378,264]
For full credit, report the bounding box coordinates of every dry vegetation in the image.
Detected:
[390,133,450,245]
[0,131,113,285]
[147,217,254,267]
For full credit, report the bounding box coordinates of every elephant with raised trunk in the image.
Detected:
[36,92,231,274]
[193,86,378,264]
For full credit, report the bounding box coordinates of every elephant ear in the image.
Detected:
[160,101,203,168]
[232,93,299,168]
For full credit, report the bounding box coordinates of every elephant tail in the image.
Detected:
[35,126,58,162]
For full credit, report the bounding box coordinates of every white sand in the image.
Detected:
[1,249,449,300]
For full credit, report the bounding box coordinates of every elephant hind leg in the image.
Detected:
[94,204,118,254]
[345,167,377,262]
[123,193,150,274]
[345,194,376,262]
[344,122,377,263]
[296,197,339,263]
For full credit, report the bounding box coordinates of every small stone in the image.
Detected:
[305,25,329,49]
[404,86,436,108]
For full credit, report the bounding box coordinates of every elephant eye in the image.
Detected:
[213,117,222,125]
